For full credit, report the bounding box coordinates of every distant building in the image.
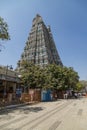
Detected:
[17,14,63,70]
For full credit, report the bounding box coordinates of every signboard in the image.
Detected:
[16,88,22,97]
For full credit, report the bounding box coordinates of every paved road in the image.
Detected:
[0,98,87,130]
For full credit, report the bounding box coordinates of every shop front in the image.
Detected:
[0,66,21,103]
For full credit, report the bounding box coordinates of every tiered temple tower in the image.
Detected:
[17,14,63,69]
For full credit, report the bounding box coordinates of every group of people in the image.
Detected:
[64,91,79,99]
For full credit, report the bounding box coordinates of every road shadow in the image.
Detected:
[18,106,44,114]
[0,106,44,115]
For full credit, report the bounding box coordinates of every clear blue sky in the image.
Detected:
[0,0,87,80]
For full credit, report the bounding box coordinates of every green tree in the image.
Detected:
[0,17,10,51]
[76,82,83,91]
[44,64,62,89]
[20,61,46,90]
[78,80,87,92]
[19,61,80,92]
[62,67,79,90]
[44,65,79,91]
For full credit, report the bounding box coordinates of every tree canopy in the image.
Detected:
[77,80,87,91]
[19,61,80,91]
[0,17,10,51]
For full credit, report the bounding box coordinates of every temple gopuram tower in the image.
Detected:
[17,14,63,69]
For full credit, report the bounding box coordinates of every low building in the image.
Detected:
[0,65,21,102]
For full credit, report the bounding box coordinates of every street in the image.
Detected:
[0,98,87,130]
